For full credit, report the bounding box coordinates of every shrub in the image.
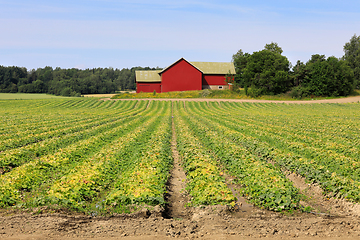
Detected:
[247,86,264,97]
[200,89,211,98]
[289,86,310,99]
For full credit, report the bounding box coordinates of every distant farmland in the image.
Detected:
[0,93,67,100]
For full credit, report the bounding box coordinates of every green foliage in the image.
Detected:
[291,60,307,87]
[247,86,264,97]
[244,84,248,95]
[343,34,360,89]
[233,39,357,97]
[200,89,211,97]
[243,49,291,95]
[291,55,354,98]
[185,102,300,211]
[0,100,175,211]
[224,70,234,84]
[289,85,309,99]
[0,66,27,93]
[264,42,283,55]
[302,206,314,213]
[232,49,251,87]
[232,43,290,96]
[173,102,236,206]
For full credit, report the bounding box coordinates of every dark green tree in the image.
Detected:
[264,42,283,55]
[291,60,307,87]
[290,54,354,98]
[231,49,250,87]
[0,66,27,93]
[242,49,291,96]
[304,55,353,96]
[343,34,360,89]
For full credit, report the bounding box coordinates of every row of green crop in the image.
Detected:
[227,103,360,179]
[0,100,137,142]
[201,101,360,171]
[0,100,140,146]
[205,102,360,171]
[181,102,300,211]
[219,103,360,157]
[104,101,173,208]
[0,113,121,152]
[0,101,148,171]
[187,101,360,203]
[173,102,236,206]
[0,100,160,207]
[2,98,359,213]
[242,123,360,181]
[41,102,172,210]
[0,106,106,142]
[1,99,178,215]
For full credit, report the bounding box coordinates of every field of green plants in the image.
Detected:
[0,98,359,214]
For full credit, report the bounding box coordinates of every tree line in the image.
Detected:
[0,66,161,96]
[232,34,360,98]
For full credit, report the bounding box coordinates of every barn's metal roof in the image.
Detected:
[158,58,201,75]
[190,61,236,74]
[135,58,235,83]
[135,70,161,82]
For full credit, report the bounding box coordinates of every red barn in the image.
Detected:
[135,58,235,93]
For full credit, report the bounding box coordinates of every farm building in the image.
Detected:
[135,58,235,93]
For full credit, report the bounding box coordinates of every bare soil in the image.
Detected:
[162,120,192,220]
[1,97,360,240]
[1,205,360,240]
[287,173,360,218]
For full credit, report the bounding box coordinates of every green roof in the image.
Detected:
[190,61,236,74]
[136,58,235,83]
[135,70,161,82]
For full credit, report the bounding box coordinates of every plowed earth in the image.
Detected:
[1,97,360,240]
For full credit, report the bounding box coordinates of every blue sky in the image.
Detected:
[1,0,359,70]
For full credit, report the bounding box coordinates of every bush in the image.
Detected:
[247,86,264,97]
[289,86,310,99]
[60,87,72,96]
[200,89,211,98]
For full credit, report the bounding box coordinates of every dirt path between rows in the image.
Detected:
[162,117,191,220]
[103,95,360,104]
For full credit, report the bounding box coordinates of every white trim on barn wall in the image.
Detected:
[202,85,228,90]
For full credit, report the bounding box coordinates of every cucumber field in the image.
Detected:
[1,98,360,239]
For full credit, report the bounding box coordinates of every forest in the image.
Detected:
[0,66,161,97]
[232,34,360,98]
